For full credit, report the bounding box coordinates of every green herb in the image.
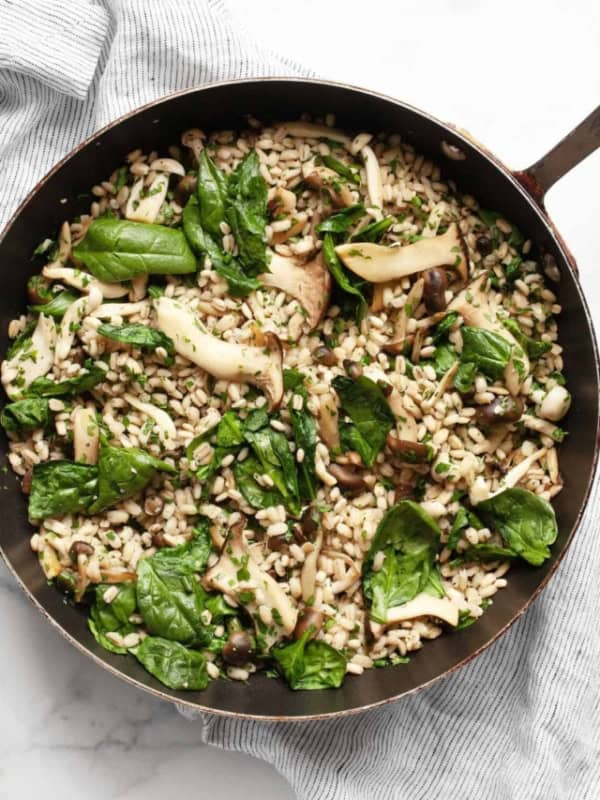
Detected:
[501,318,551,360]
[271,629,346,690]
[1,398,49,433]
[424,343,458,378]
[476,487,558,566]
[461,327,513,380]
[504,256,522,282]
[479,209,524,249]
[285,371,318,501]
[97,323,175,354]
[5,319,36,360]
[72,218,196,282]
[26,364,106,398]
[322,233,368,321]
[333,375,394,467]
[89,445,175,514]
[321,154,361,185]
[28,460,99,519]
[233,454,284,509]
[196,149,229,237]
[225,151,268,276]
[350,216,395,243]
[452,361,477,394]
[148,284,165,300]
[29,289,78,319]
[362,501,441,623]
[316,204,365,239]
[431,311,459,344]
[88,583,138,654]
[133,636,209,690]
[243,425,301,515]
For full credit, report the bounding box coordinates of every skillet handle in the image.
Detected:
[514,105,600,206]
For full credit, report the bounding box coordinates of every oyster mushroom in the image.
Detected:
[2,314,56,398]
[301,528,323,603]
[125,174,169,224]
[124,392,177,448]
[315,392,340,450]
[72,406,99,465]
[260,253,331,329]
[361,144,383,218]
[385,592,459,627]
[91,300,149,318]
[154,297,284,411]
[280,121,351,148]
[149,158,185,176]
[55,285,102,363]
[303,162,354,208]
[42,265,129,299]
[180,128,205,162]
[335,223,468,284]
[129,274,148,302]
[449,276,530,395]
[203,518,298,648]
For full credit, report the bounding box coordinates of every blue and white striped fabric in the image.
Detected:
[1,3,598,799]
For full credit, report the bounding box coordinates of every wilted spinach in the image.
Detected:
[460,327,513,380]
[431,311,459,344]
[476,487,557,566]
[316,204,365,237]
[333,375,394,467]
[29,289,78,318]
[133,636,209,690]
[233,454,285,509]
[29,460,99,519]
[244,426,301,515]
[89,446,175,514]
[271,629,346,690]
[322,233,368,321]
[350,216,394,243]
[225,151,268,276]
[97,323,174,354]
[26,364,106,397]
[196,149,228,238]
[453,361,477,394]
[501,318,552,360]
[321,154,361,185]
[1,398,49,433]
[362,501,441,623]
[88,583,138,654]
[72,218,196,282]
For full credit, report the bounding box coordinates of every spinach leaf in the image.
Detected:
[287,383,318,501]
[29,460,98,519]
[244,426,301,515]
[425,343,458,378]
[452,361,477,394]
[29,289,78,318]
[476,487,558,566]
[1,398,49,433]
[461,327,512,380]
[283,368,306,392]
[150,518,212,574]
[233,454,284,509]
[333,375,394,467]
[321,154,361,185]
[432,311,459,344]
[183,196,260,296]
[197,149,228,237]
[504,256,522,282]
[501,318,552,360]
[350,216,394,243]
[26,364,106,398]
[225,151,268,276]
[362,501,441,623]
[322,233,368,321]
[464,542,517,561]
[136,555,212,646]
[88,583,138,654]
[6,318,36,360]
[271,629,346,690]
[447,506,483,551]
[316,204,365,237]
[72,218,196,282]
[97,323,174,354]
[133,636,209,690]
[89,446,175,514]
[216,410,245,448]
[424,565,445,598]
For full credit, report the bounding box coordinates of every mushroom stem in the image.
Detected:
[154,297,284,411]
[42,265,129,299]
[72,406,99,465]
[260,253,331,329]
[2,314,56,398]
[385,592,459,627]
[361,144,383,218]
[55,286,102,363]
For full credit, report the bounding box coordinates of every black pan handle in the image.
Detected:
[514,105,600,205]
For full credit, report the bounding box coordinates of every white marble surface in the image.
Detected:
[1,1,599,798]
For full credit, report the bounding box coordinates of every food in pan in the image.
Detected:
[1,117,569,691]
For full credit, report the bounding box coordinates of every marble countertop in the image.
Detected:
[1,2,598,798]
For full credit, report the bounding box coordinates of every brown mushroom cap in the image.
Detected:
[261,253,331,330]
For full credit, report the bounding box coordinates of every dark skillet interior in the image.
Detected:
[0,80,597,719]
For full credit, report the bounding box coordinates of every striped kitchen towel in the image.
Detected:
[1,2,598,799]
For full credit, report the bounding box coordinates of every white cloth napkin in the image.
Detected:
[1,3,598,798]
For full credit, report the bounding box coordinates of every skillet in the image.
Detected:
[0,78,598,720]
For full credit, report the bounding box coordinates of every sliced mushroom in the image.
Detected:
[271,213,308,245]
[336,223,468,284]
[129,274,148,302]
[2,314,56,398]
[385,592,459,627]
[280,121,351,148]
[387,390,419,441]
[125,174,168,224]
[203,519,298,648]
[149,158,185,176]
[268,186,297,216]
[361,144,383,218]
[42,265,129,299]
[55,286,102,363]
[260,253,331,330]
[449,276,530,395]
[304,162,354,208]
[124,392,177,448]
[72,406,99,465]
[316,392,340,450]
[328,463,367,493]
[496,447,547,493]
[521,414,563,439]
[154,297,283,411]
[301,529,323,603]
[180,128,205,162]
[91,300,150,318]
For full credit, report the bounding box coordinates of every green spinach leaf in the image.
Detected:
[501,318,551,360]
[350,216,394,243]
[432,311,459,344]
[197,149,228,237]
[1,398,49,433]
[452,361,477,394]
[287,382,318,501]
[29,460,98,519]
[461,327,512,380]
[333,375,394,467]
[476,487,557,566]
[29,289,78,318]
[425,343,458,378]
[73,218,196,282]
[225,151,268,276]
[321,155,361,185]
[133,635,209,690]
[97,323,174,353]
[26,364,106,398]
[362,501,441,623]
[243,426,301,515]
[233,454,284,509]
[322,233,368,321]
[88,583,138,654]
[316,204,365,237]
[271,629,346,690]
[89,446,175,514]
